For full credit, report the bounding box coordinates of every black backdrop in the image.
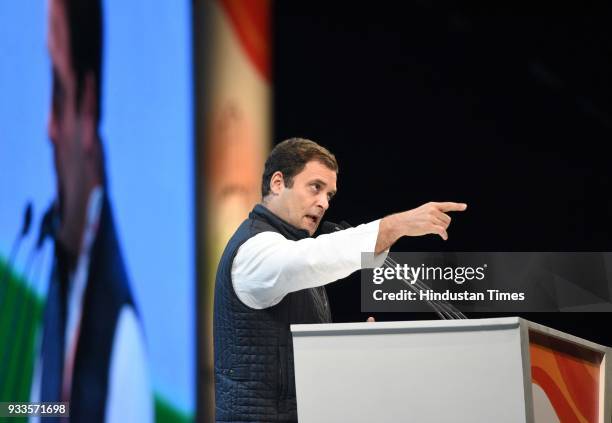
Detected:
[273,2,612,345]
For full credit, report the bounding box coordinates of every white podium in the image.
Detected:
[291,317,611,423]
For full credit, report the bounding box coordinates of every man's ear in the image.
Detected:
[80,71,98,154]
[269,171,285,195]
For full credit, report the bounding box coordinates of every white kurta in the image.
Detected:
[231,219,386,309]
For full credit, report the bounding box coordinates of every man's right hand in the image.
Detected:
[375,202,467,253]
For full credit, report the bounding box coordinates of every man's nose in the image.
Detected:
[317,194,329,211]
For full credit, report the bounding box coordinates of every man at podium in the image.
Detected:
[213,137,466,422]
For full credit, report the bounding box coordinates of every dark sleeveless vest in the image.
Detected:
[214,205,332,422]
[40,196,136,422]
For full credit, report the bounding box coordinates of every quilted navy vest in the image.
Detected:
[214,204,332,422]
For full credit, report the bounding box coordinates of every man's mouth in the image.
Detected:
[305,214,320,225]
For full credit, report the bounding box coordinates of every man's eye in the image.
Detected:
[311,183,320,192]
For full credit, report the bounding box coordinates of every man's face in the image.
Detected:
[272,161,337,235]
[47,0,88,248]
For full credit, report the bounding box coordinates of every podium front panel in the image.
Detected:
[292,318,530,423]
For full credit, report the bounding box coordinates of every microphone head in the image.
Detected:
[316,220,352,235]
[21,202,33,237]
[316,221,338,235]
[37,202,59,249]
[338,220,352,229]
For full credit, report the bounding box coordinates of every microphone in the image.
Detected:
[316,220,352,235]
[0,203,34,305]
[7,203,59,399]
[321,219,467,320]
[317,221,342,234]
[35,202,59,250]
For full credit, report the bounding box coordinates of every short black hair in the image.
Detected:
[262,138,339,198]
[64,0,103,123]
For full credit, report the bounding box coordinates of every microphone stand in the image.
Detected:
[331,220,467,320]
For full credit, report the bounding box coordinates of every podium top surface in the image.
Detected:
[291,316,610,352]
[291,316,520,335]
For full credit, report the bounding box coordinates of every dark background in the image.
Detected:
[273,2,612,345]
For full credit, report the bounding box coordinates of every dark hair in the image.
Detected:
[261,138,339,197]
[64,0,103,123]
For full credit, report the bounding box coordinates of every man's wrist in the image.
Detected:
[376,213,403,253]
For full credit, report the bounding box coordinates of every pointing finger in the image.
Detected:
[436,202,467,213]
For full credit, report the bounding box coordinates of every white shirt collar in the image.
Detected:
[64,185,104,363]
